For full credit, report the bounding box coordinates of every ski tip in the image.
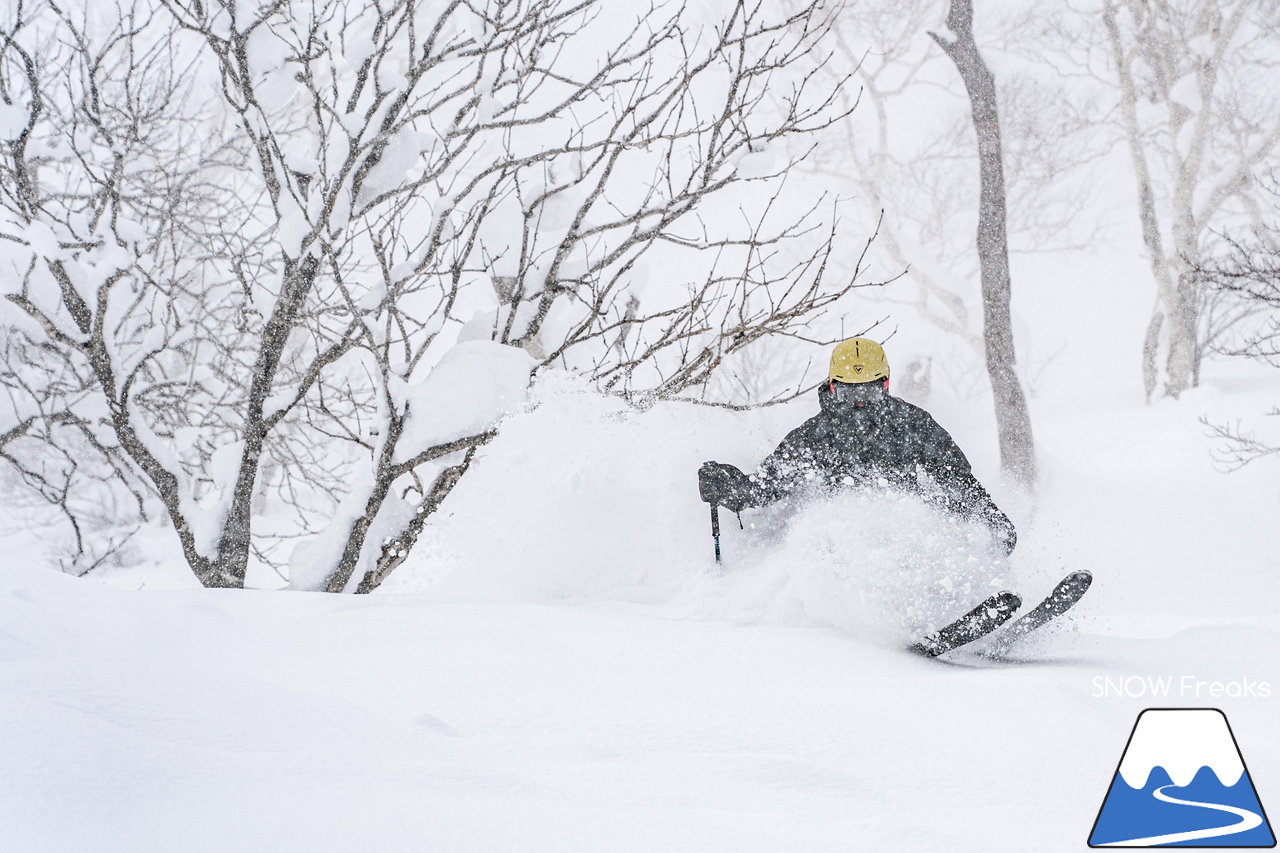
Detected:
[1064,569,1093,587]
[998,590,1022,611]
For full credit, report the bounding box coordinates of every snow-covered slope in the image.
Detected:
[3,359,1278,851]
[2,561,1277,853]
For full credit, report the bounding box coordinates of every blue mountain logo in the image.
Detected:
[1089,708,1276,847]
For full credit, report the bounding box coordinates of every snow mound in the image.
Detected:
[393,341,535,460]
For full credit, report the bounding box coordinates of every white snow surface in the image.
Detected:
[3,357,1279,851]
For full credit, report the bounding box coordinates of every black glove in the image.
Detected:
[698,461,752,512]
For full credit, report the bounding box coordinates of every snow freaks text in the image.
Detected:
[1092,676,1273,700]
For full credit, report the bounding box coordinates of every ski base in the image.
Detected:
[909,590,1022,658]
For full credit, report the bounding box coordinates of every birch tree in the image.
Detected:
[930,0,1036,486]
[1098,0,1280,400]
[798,0,1100,400]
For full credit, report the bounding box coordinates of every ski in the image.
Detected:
[984,569,1093,657]
[909,590,1022,657]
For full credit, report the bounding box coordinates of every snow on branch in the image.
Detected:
[3,0,885,591]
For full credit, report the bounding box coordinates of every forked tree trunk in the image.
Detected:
[931,0,1037,487]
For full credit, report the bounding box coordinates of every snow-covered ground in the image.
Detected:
[3,349,1278,851]
[3,567,1276,852]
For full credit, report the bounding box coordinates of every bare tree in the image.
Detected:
[1198,183,1280,470]
[1,0,245,574]
[3,0,884,591]
[797,0,1102,400]
[1095,0,1280,400]
[810,0,981,354]
[930,0,1036,486]
[0,334,148,574]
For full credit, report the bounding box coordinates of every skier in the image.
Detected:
[697,337,1017,555]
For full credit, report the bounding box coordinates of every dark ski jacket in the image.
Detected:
[743,384,1016,549]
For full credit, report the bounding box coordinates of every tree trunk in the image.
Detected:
[1163,206,1202,397]
[321,404,407,594]
[1164,275,1200,398]
[210,254,321,588]
[354,444,483,594]
[931,0,1037,487]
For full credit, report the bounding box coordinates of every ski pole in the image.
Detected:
[710,502,721,564]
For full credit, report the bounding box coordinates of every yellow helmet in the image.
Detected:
[829,337,889,384]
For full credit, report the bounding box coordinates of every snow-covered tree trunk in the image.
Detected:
[931,0,1037,487]
[1100,0,1280,401]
